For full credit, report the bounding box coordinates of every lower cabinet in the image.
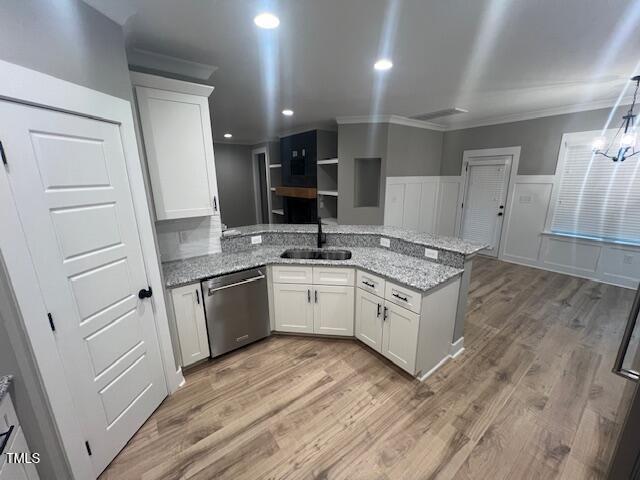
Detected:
[355,288,419,374]
[355,289,383,352]
[381,301,419,373]
[171,283,210,367]
[272,265,460,379]
[273,283,314,333]
[314,285,354,336]
[273,267,355,336]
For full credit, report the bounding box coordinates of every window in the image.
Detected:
[550,130,640,244]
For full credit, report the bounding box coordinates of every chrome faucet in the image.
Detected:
[317,217,326,248]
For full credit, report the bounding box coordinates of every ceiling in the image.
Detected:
[84,0,640,144]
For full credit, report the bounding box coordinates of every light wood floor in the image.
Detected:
[100,257,636,480]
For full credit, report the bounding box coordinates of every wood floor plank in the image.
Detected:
[100,257,634,480]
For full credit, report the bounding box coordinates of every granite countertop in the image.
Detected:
[221,224,485,256]
[0,375,13,402]
[163,246,463,292]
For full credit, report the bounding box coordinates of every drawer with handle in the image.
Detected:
[272,266,313,284]
[384,280,422,314]
[356,270,385,298]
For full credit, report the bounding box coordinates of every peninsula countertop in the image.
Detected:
[162,246,463,293]
[220,224,485,256]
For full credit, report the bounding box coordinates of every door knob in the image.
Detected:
[138,287,153,299]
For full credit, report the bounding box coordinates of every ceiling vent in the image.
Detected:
[411,108,468,121]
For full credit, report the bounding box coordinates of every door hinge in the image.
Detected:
[213,196,218,211]
[465,163,468,172]
[47,313,55,332]
[461,202,464,209]
[85,441,92,456]
[0,141,7,166]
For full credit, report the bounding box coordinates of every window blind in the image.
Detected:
[551,138,640,244]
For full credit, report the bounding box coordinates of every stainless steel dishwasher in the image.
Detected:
[202,268,270,357]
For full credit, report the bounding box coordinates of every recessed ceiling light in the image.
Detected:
[374,59,393,71]
[223,133,233,139]
[254,12,280,29]
[282,109,294,116]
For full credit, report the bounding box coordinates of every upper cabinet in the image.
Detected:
[132,72,220,221]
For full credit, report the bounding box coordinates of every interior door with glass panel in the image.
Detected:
[0,100,167,476]
[460,156,511,256]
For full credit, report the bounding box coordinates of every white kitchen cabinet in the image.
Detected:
[171,283,210,367]
[0,394,39,480]
[356,270,386,298]
[272,266,313,284]
[273,283,315,333]
[271,265,460,379]
[355,270,460,377]
[355,288,383,352]
[312,267,355,286]
[382,302,420,374]
[314,285,354,336]
[273,266,355,336]
[132,72,220,221]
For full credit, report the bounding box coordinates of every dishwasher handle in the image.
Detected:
[207,273,265,295]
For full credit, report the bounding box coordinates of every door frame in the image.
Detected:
[455,146,521,259]
[0,59,182,479]
[251,146,272,224]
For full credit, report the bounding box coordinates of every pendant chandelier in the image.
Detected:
[592,75,640,162]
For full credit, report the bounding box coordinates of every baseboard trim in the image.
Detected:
[450,337,465,358]
[418,355,451,382]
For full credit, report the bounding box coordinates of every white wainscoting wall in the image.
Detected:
[384,176,462,236]
[385,174,640,289]
[155,216,223,262]
[500,175,640,288]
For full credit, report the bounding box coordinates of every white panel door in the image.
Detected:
[136,86,219,220]
[0,101,167,476]
[273,284,314,333]
[171,284,210,367]
[461,158,510,256]
[355,289,383,353]
[313,286,355,336]
[382,302,420,374]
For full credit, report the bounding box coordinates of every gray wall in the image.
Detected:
[386,123,443,176]
[441,106,627,176]
[338,123,389,225]
[0,2,132,478]
[214,143,257,227]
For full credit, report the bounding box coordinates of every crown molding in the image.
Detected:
[214,138,258,146]
[128,49,218,81]
[336,114,446,131]
[130,71,214,97]
[444,96,634,131]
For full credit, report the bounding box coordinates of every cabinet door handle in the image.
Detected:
[383,306,388,321]
[307,289,311,303]
[314,290,318,303]
[213,196,218,211]
[195,289,200,304]
[377,303,381,317]
[392,292,408,302]
[363,281,375,288]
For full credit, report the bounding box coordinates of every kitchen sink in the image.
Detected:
[280,249,352,260]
